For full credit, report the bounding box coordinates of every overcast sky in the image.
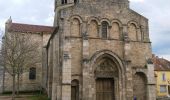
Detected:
[0,0,170,60]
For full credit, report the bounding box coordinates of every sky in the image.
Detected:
[0,0,170,60]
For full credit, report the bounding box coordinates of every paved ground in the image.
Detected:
[0,95,31,100]
[157,97,170,100]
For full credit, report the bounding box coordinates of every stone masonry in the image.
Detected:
[2,18,54,92]
[45,0,156,100]
[1,0,157,100]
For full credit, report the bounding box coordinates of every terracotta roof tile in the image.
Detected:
[153,56,170,71]
[8,23,55,33]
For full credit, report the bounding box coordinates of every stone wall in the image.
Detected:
[46,0,156,99]
[3,32,50,92]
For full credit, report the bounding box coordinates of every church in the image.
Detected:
[2,0,156,100]
[44,0,156,100]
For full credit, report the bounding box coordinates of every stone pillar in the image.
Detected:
[123,24,133,100]
[62,52,71,100]
[82,60,90,100]
[147,64,156,100]
[51,36,59,100]
[61,17,72,100]
[82,22,92,100]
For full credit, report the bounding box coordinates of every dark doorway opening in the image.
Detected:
[71,80,79,100]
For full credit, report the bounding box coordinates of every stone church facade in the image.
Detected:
[1,0,157,100]
[44,0,156,100]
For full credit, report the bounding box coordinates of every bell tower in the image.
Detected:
[54,0,80,8]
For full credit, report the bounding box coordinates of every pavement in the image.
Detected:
[0,95,32,100]
[157,97,170,100]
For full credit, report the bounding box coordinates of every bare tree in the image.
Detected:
[0,32,41,100]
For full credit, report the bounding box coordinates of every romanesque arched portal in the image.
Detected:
[95,58,118,100]
[91,51,126,100]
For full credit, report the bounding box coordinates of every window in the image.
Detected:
[61,0,67,4]
[101,21,108,39]
[65,0,67,4]
[29,67,36,80]
[74,0,79,4]
[160,85,167,93]
[162,73,166,81]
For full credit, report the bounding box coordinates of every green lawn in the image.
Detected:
[28,95,49,100]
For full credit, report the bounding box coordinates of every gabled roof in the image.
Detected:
[153,55,170,71]
[8,23,55,33]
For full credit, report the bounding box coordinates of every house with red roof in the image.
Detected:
[153,55,170,98]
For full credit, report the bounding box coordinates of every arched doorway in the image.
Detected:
[94,57,118,100]
[71,80,79,100]
[133,72,147,100]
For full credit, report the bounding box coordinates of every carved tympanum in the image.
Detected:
[95,59,118,78]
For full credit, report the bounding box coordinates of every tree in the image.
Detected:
[0,32,40,100]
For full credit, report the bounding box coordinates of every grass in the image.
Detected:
[28,95,49,100]
[1,91,50,100]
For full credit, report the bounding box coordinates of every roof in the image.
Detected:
[8,23,55,33]
[153,56,170,71]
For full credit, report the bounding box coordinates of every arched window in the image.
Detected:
[110,22,120,39]
[61,0,67,4]
[74,0,79,4]
[128,23,137,41]
[71,18,80,36]
[71,80,79,100]
[89,20,98,37]
[29,67,36,80]
[101,21,108,39]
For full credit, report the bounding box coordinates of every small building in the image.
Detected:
[2,18,54,92]
[153,55,170,97]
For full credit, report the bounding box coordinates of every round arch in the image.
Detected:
[133,72,147,100]
[127,20,139,28]
[111,19,123,28]
[100,18,111,26]
[87,17,100,25]
[69,15,83,24]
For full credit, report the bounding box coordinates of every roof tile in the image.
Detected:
[8,23,55,33]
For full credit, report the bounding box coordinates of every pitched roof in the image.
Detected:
[8,23,55,33]
[153,56,170,71]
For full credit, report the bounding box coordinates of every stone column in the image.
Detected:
[82,60,90,100]
[61,51,71,100]
[147,63,156,100]
[61,17,72,100]
[82,22,92,100]
[123,24,133,100]
[51,35,59,100]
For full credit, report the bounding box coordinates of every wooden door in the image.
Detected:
[96,78,114,100]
